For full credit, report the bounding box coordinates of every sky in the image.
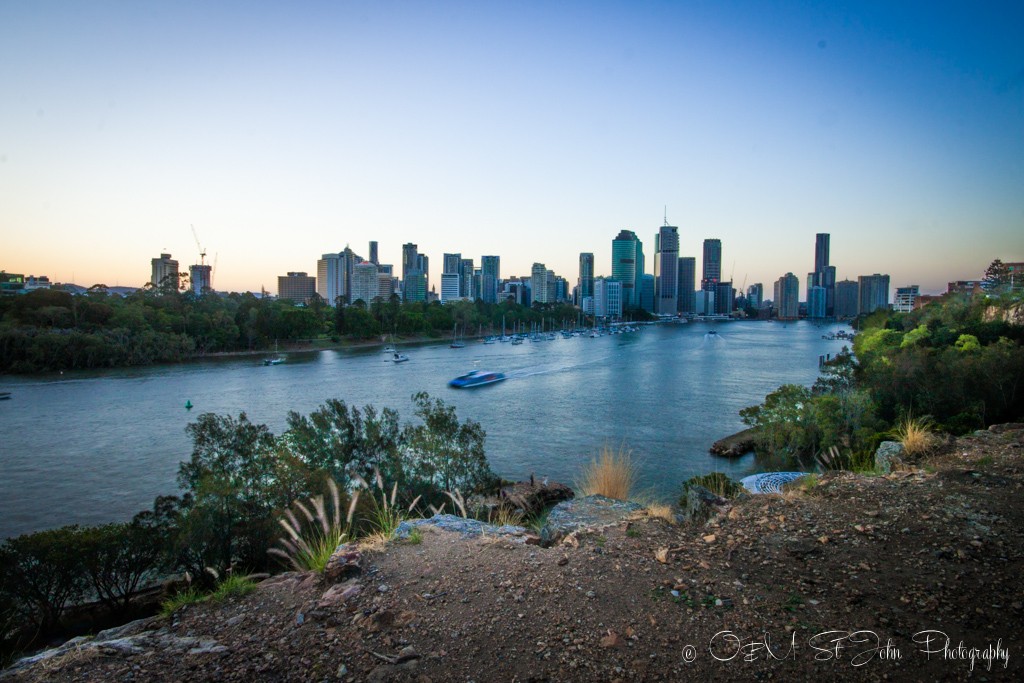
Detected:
[2,0,1022,296]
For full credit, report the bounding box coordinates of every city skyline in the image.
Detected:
[2,1,1022,294]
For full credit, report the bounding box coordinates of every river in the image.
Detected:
[0,320,849,539]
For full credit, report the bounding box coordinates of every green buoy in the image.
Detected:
[185,400,193,410]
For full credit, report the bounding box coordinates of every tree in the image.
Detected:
[0,527,87,631]
[401,392,498,496]
[284,400,403,488]
[178,413,279,573]
[77,521,165,616]
[983,259,1010,291]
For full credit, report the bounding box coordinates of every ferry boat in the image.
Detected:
[448,370,506,388]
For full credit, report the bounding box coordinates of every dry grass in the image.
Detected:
[644,502,676,524]
[577,443,637,500]
[893,416,937,457]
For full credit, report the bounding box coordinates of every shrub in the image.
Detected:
[577,443,636,500]
[680,472,743,501]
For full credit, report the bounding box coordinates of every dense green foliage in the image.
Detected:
[741,287,1024,465]
[0,392,495,656]
[0,286,588,373]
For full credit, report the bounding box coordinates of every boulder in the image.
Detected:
[324,543,362,584]
[542,495,643,545]
[683,485,729,523]
[499,479,574,515]
[874,441,905,473]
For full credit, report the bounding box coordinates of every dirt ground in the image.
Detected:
[6,427,1023,682]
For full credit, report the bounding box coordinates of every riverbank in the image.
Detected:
[8,425,1022,681]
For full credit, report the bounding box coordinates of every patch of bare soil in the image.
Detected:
[7,428,1024,682]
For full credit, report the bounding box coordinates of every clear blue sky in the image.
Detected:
[2,0,1021,295]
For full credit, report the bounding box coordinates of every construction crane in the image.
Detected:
[190,224,207,266]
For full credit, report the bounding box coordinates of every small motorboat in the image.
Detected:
[448,370,506,388]
[392,352,410,363]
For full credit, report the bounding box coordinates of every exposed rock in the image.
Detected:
[709,427,759,457]
[499,479,575,515]
[324,543,362,583]
[542,495,643,545]
[683,485,729,523]
[874,440,905,473]
[989,422,1024,434]
[395,513,529,540]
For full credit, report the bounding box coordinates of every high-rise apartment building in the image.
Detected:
[857,274,891,314]
[278,271,316,304]
[774,273,800,320]
[578,253,594,304]
[654,224,679,315]
[531,263,550,304]
[834,280,859,318]
[151,253,179,290]
[612,230,644,309]
[481,256,500,304]
[677,257,696,314]
[701,239,722,291]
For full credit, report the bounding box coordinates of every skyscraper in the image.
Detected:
[701,239,721,291]
[857,274,891,314]
[578,253,594,304]
[189,264,212,295]
[834,280,859,318]
[460,258,474,298]
[809,233,836,316]
[654,224,679,315]
[440,272,460,303]
[814,233,829,273]
[278,271,316,303]
[316,248,362,305]
[401,243,418,282]
[774,273,800,320]
[677,256,696,314]
[612,230,643,309]
[369,241,378,265]
[531,263,550,304]
[746,283,763,309]
[481,256,500,304]
[351,262,380,304]
[443,253,462,275]
[151,253,179,290]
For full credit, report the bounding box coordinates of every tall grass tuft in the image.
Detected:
[577,443,637,500]
[893,415,937,457]
[268,479,358,572]
[357,469,421,543]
